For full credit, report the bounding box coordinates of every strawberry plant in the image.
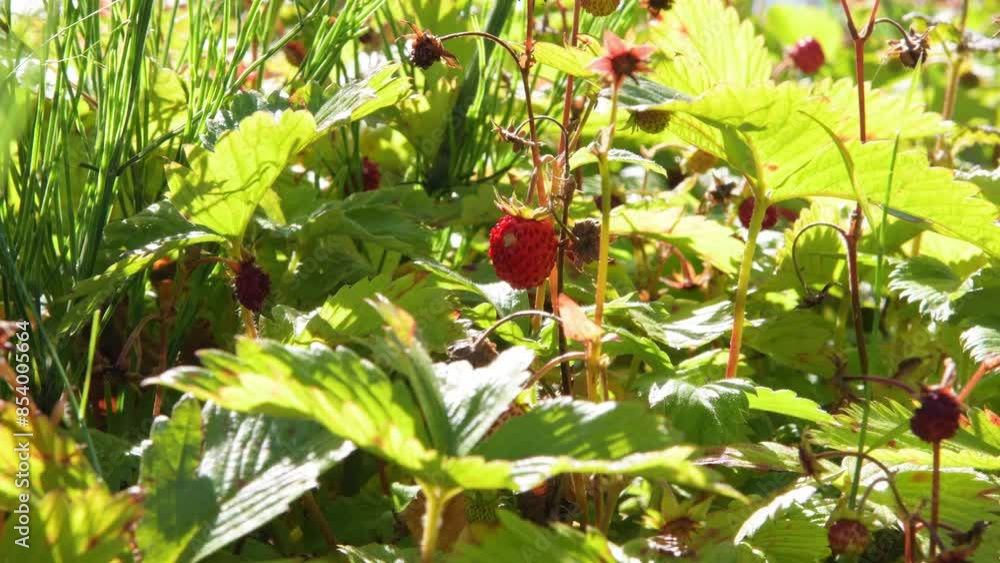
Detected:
[1,0,999,562]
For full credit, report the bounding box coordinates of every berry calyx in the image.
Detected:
[827,518,871,557]
[233,258,271,313]
[580,0,621,17]
[738,198,778,230]
[361,157,381,191]
[631,109,671,134]
[789,37,825,75]
[488,212,558,290]
[910,385,963,443]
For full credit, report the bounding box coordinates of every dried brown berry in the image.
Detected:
[827,518,870,557]
[234,258,271,313]
[887,30,930,69]
[580,0,621,17]
[631,109,671,134]
[642,0,674,17]
[567,218,602,268]
[402,22,459,70]
[910,386,962,443]
[447,336,498,368]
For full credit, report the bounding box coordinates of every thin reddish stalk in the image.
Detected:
[930,441,941,557]
[956,357,1000,403]
[552,1,582,395]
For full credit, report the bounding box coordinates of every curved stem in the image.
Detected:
[438,30,521,69]
[525,351,586,390]
[815,450,909,515]
[791,221,850,298]
[873,18,915,49]
[725,196,768,379]
[471,310,562,351]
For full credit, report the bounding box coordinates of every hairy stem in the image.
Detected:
[419,486,446,563]
[725,196,768,378]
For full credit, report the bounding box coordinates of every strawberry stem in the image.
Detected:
[725,194,769,379]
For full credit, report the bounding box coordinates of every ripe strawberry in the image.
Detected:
[361,157,381,191]
[789,37,825,75]
[234,258,270,313]
[632,109,671,134]
[827,518,870,557]
[488,212,558,289]
[580,0,621,17]
[738,198,778,229]
[910,386,962,443]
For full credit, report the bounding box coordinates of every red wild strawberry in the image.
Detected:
[789,37,825,75]
[738,198,778,230]
[361,157,381,191]
[580,0,621,17]
[910,386,962,443]
[234,258,271,313]
[489,213,558,289]
[827,518,870,557]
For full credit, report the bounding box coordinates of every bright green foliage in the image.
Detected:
[3,0,1000,560]
[0,404,141,560]
[168,110,318,241]
[136,397,217,562]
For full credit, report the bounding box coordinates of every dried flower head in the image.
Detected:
[887,29,930,68]
[567,218,602,268]
[401,21,460,70]
[589,31,655,87]
[492,121,537,153]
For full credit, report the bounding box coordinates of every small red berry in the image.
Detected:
[488,215,558,289]
[738,198,778,230]
[580,0,621,17]
[910,386,962,443]
[234,259,271,313]
[362,157,381,191]
[827,519,870,557]
[283,41,307,66]
[789,37,825,75]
